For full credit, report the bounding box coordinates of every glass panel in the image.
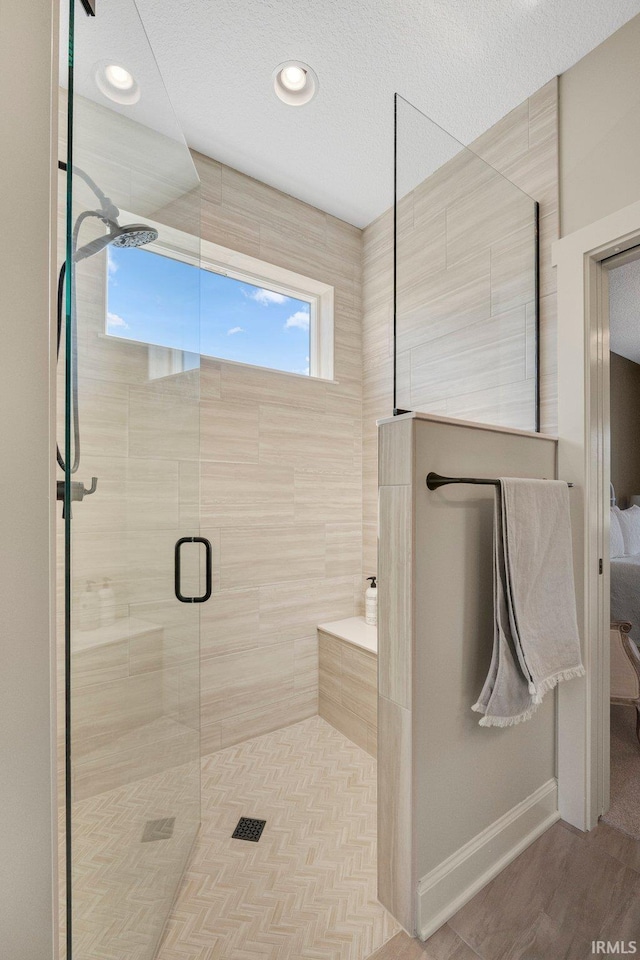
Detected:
[394,94,539,431]
[60,2,201,957]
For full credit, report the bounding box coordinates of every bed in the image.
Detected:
[611,555,640,644]
[611,504,640,645]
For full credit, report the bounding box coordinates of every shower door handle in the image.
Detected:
[174,537,212,603]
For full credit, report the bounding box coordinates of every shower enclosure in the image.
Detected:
[59,2,204,956]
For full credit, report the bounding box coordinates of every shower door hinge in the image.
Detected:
[80,0,96,15]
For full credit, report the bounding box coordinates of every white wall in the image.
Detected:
[0,0,58,954]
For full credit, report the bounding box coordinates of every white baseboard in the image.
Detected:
[417,778,559,941]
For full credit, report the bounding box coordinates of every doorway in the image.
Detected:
[604,250,640,838]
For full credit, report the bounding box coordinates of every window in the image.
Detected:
[106,220,334,380]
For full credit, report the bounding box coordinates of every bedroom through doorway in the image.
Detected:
[606,249,640,839]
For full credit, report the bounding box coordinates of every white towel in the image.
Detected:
[473,478,584,727]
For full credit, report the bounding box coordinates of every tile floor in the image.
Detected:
[369,819,640,960]
[72,752,200,960]
[156,715,399,960]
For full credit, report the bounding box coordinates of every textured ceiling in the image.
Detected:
[610,258,640,365]
[82,0,640,227]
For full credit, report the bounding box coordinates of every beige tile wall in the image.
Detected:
[362,80,559,576]
[318,630,377,757]
[191,153,364,753]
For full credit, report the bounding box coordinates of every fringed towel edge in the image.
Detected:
[530,664,586,704]
[474,701,541,727]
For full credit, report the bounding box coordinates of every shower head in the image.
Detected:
[111,223,159,249]
[74,219,158,262]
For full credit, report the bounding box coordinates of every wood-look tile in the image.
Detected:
[220,360,327,411]
[366,925,483,960]
[294,471,362,524]
[379,419,413,486]
[191,151,223,204]
[128,628,165,675]
[396,209,447,293]
[319,691,371,755]
[583,820,640,874]
[396,252,491,349]
[219,523,326,589]
[200,718,222,756]
[294,635,318,699]
[200,460,294,527]
[446,175,535,268]
[444,378,536,433]
[539,293,558,376]
[72,639,129,689]
[73,720,197,801]
[447,821,588,960]
[544,834,640,949]
[471,100,530,173]
[221,163,326,248]
[200,640,296,724]
[410,307,526,405]
[259,576,356,644]
[218,690,317,750]
[490,224,536,317]
[200,357,222,400]
[200,587,261,658]
[318,632,343,706]
[78,378,129,458]
[200,397,259,462]
[502,132,558,216]
[528,78,558,151]
[259,403,357,473]
[326,522,363,579]
[363,522,379,584]
[378,486,412,708]
[72,668,167,745]
[412,149,497,225]
[128,387,200,461]
[342,644,377,727]
[539,210,559,299]
[378,696,413,931]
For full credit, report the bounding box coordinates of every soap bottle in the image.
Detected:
[79,581,99,631]
[365,576,377,626]
[98,578,116,627]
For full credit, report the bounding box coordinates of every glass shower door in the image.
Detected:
[59,2,202,957]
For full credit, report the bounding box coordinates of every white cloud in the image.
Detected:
[251,288,287,306]
[107,250,118,276]
[107,311,128,329]
[227,326,244,335]
[284,310,310,331]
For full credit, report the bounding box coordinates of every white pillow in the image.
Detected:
[610,508,625,558]
[616,505,640,556]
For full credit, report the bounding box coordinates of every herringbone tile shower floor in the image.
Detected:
[155,715,400,960]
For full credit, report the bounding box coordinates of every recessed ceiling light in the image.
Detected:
[273,61,318,106]
[93,60,141,105]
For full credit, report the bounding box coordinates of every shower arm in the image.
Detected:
[58,160,120,222]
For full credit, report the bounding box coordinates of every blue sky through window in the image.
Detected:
[107,247,311,375]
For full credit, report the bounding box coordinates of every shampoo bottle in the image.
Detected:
[365,576,377,626]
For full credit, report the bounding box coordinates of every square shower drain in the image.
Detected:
[232,817,266,842]
[141,817,175,842]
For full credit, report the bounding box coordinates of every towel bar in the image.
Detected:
[426,472,574,490]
